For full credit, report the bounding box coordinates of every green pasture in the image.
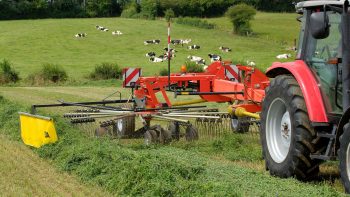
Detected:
[0,12,299,82]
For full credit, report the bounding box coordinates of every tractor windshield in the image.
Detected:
[305,11,342,114]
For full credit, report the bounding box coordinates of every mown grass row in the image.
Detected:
[0,96,343,196]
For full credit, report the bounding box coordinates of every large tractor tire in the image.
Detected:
[261,75,320,180]
[339,122,350,193]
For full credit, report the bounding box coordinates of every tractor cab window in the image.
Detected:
[305,11,342,114]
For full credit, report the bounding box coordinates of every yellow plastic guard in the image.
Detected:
[19,112,58,148]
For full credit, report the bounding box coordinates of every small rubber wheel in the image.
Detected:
[230,115,250,133]
[144,130,158,145]
[159,128,172,144]
[168,121,180,140]
[112,116,136,138]
[185,125,199,141]
[95,127,109,137]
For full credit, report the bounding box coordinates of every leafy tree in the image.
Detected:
[164,8,174,22]
[140,0,158,19]
[120,2,139,18]
[226,3,256,35]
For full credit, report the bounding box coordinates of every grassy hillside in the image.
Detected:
[0,12,299,82]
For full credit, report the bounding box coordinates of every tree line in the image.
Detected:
[0,0,301,20]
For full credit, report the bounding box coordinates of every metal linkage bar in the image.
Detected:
[31,99,133,114]
[175,91,244,96]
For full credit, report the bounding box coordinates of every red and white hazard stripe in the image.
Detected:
[167,22,171,59]
[122,68,141,87]
[225,65,240,82]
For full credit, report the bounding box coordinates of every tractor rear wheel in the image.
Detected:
[261,75,320,180]
[339,122,350,193]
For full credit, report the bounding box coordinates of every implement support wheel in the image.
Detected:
[230,115,250,133]
[185,124,199,141]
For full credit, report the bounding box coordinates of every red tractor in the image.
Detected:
[261,0,350,192]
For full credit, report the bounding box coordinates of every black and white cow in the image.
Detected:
[163,47,177,53]
[75,33,87,38]
[146,52,156,57]
[144,39,161,45]
[219,46,232,52]
[171,39,182,45]
[276,53,291,59]
[112,30,123,35]
[149,56,164,63]
[188,45,200,50]
[101,27,109,32]
[182,39,191,44]
[187,55,205,65]
[96,25,109,32]
[208,54,222,62]
[247,61,256,66]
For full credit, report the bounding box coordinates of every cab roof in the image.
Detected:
[296,0,344,12]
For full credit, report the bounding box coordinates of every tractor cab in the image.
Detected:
[296,1,344,115]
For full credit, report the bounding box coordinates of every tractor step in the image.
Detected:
[310,126,337,161]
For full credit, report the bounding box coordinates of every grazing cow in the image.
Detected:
[75,33,87,38]
[182,39,192,44]
[112,30,123,35]
[219,46,232,52]
[163,52,176,60]
[144,39,161,45]
[149,57,164,63]
[208,54,222,62]
[247,61,256,66]
[171,39,182,45]
[187,55,203,62]
[188,55,205,65]
[276,53,292,59]
[196,59,206,65]
[146,52,156,57]
[188,45,200,50]
[96,25,109,32]
[163,48,177,53]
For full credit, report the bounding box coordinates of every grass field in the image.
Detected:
[0,86,346,195]
[0,12,299,82]
[0,134,111,196]
[0,12,345,196]
[0,95,345,196]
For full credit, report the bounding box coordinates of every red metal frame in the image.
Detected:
[266,60,328,123]
[133,62,270,113]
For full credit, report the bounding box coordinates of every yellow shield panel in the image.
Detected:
[19,112,58,148]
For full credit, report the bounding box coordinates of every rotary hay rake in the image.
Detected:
[22,61,268,147]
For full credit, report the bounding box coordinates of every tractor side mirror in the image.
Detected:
[310,12,330,39]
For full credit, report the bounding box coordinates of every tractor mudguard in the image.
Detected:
[266,60,328,123]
